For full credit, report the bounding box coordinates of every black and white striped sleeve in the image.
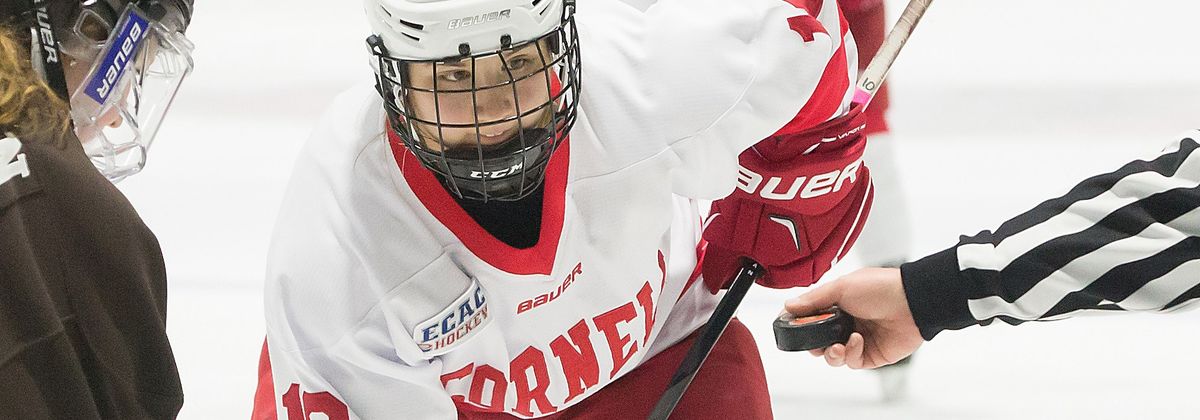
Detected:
[900,132,1200,340]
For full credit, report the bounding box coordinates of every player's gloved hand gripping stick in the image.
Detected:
[771,0,934,355]
[648,1,935,418]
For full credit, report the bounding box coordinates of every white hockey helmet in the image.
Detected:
[364,0,581,201]
[366,0,565,60]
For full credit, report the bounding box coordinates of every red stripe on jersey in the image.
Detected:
[772,7,852,137]
[252,339,276,420]
[679,239,709,301]
[784,0,825,16]
[787,15,827,42]
[392,133,570,276]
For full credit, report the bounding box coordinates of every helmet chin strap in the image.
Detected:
[25,0,71,102]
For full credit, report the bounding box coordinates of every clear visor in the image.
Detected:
[68,4,194,182]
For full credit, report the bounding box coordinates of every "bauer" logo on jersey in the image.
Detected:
[517,262,583,314]
[413,279,491,356]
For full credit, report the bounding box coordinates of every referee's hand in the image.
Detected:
[784,268,924,369]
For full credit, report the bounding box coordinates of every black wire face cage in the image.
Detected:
[370,12,581,202]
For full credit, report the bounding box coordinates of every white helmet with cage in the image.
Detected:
[364,0,581,201]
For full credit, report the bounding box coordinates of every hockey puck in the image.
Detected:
[773,307,855,352]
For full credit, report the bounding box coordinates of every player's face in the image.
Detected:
[405,41,555,153]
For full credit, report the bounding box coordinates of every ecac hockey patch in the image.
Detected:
[413,279,490,356]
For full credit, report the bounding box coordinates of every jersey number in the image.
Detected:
[282,383,350,420]
[0,136,30,186]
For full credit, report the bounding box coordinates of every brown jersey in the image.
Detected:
[0,132,183,419]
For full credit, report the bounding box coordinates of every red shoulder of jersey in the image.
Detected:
[774,0,855,137]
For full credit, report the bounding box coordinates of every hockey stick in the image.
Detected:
[647,261,764,420]
[853,0,935,107]
[646,1,935,419]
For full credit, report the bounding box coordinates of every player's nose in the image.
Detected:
[472,86,519,123]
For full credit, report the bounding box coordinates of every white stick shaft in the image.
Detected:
[853,0,935,106]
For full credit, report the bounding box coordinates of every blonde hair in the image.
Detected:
[0,24,70,143]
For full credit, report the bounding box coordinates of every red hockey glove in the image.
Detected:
[702,105,874,292]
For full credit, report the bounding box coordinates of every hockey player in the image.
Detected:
[253,0,873,418]
[787,132,1200,370]
[0,0,195,417]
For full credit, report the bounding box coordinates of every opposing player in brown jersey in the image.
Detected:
[0,0,195,417]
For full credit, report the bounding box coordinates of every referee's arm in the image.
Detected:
[902,132,1200,340]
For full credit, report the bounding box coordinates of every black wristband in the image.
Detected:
[900,247,980,341]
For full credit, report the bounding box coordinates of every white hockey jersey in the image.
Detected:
[261,0,857,418]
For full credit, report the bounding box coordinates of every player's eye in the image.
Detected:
[438,70,472,83]
[75,10,112,43]
[506,57,532,71]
